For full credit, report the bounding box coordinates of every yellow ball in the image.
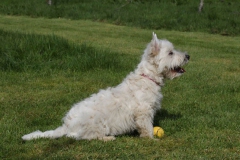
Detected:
[153,127,164,138]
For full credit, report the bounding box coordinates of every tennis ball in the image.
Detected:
[153,127,164,138]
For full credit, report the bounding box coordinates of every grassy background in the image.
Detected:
[0,0,240,159]
[0,30,137,72]
[0,0,239,36]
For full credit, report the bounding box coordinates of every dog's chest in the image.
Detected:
[129,84,162,109]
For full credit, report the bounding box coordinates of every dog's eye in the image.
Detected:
[169,51,173,55]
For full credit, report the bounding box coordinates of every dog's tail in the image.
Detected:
[22,125,67,141]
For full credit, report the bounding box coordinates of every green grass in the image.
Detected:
[0,15,240,159]
[0,30,137,72]
[0,0,240,36]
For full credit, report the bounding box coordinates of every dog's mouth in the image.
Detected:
[172,66,186,73]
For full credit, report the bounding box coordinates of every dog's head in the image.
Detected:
[144,32,190,79]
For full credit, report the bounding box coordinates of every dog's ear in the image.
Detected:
[150,32,160,56]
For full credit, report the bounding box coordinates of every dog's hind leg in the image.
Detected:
[22,125,67,141]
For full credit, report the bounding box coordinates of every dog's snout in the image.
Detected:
[185,54,190,60]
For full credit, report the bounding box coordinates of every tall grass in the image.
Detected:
[0,30,137,72]
[0,0,239,36]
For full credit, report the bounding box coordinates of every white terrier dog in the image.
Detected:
[22,32,189,141]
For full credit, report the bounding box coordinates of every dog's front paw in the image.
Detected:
[140,133,153,139]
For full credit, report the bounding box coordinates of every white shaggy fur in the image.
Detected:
[22,33,189,141]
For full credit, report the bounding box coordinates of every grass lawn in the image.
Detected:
[0,15,240,159]
[0,0,239,36]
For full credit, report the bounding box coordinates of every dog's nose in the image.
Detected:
[185,55,190,60]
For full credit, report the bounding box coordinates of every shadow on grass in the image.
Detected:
[153,109,182,126]
[122,109,182,137]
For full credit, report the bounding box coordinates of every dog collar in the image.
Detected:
[140,74,160,86]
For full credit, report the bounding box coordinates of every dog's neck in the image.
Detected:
[140,74,161,86]
[135,61,165,86]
